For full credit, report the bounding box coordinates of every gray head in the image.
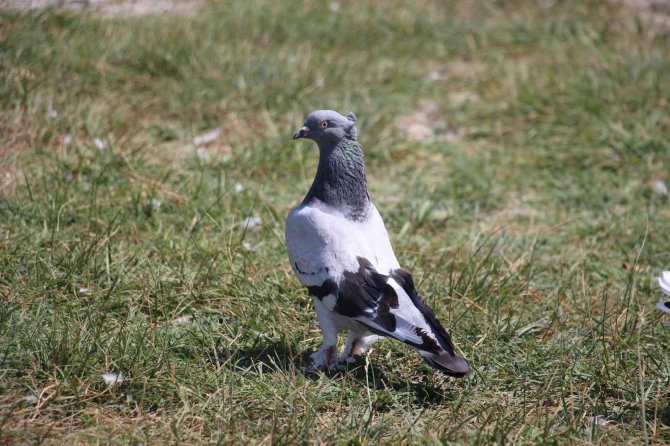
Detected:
[293,110,357,146]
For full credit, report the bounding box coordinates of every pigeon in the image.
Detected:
[656,271,670,314]
[285,110,470,377]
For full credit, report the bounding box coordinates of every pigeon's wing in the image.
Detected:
[656,271,670,314]
[334,259,469,376]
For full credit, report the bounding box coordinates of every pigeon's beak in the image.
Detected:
[293,126,310,140]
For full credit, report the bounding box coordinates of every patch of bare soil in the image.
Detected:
[395,100,465,143]
[618,0,670,13]
[613,0,670,31]
[0,0,205,17]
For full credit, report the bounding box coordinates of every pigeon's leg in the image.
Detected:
[309,298,339,370]
[339,331,380,364]
[353,333,380,355]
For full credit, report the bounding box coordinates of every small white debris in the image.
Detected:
[242,241,260,251]
[586,415,610,427]
[329,1,340,12]
[449,91,481,107]
[79,287,91,294]
[653,180,668,196]
[314,76,325,88]
[428,71,442,81]
[93,138,107,150]
[515,316,551,337]
[234,183,245,193]
[243,216,262,229]
[193,128,221,146]
[63,133,73,146]
[173,315,192,325]
[102,372,125,386]
[150,198,162,211]
[195,148,212,161]
[237,76,247,91]
[24,395,38,404]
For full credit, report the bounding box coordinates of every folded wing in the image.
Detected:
[333,257,469,377]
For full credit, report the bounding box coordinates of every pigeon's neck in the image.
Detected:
[304,139,370,220]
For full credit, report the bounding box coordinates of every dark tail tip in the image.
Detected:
[420,351,470,378]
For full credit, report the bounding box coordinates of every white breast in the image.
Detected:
[285,202,400,287]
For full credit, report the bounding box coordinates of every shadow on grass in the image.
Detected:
[225,336,307,372]
[228,335,456,407]
[231,338,457,410]
[337,358,459,407]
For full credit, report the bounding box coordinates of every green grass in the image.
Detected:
[1,0,669,443]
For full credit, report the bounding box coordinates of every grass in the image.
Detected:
[1,0,669,443]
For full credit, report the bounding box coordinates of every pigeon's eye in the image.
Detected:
[320,121,328,129]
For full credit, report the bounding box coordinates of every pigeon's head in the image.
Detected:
[293,110,357,145]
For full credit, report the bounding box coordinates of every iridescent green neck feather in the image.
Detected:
[304,139,370,220]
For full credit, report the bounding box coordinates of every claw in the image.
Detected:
[337,354,358,365]
[308,345,338,371]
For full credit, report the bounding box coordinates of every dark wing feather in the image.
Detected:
[335,257,399,332]
[389,268,459,357]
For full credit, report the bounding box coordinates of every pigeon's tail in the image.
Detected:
[656,272,670,314]
[418,349,470,377]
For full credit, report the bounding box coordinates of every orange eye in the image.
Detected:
[320,121,328,128]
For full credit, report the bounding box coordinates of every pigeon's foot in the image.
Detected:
[337,354,359,365]
[307,345,339,371]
